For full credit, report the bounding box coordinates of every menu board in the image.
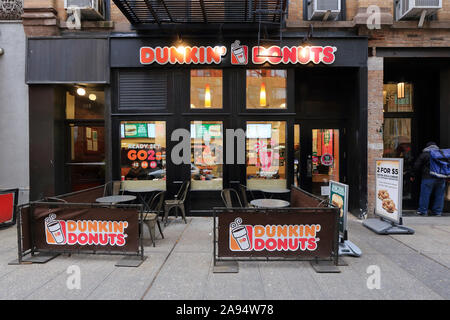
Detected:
[191,123,222,139]
[246,124,272,139]
[122,123,155,138]
[375,158,403,224]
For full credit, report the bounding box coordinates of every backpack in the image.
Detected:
[429,149,450,178]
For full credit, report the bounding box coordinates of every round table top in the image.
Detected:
[124,187,163,193]
[96,195,136,203]
[261,188,291,194]
[250,199,290,208]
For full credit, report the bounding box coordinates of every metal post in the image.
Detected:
[16,206,23,264]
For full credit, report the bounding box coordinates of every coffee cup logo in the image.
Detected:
[231,40,248,65]
[230,218,251,250]
[45,214,65,244]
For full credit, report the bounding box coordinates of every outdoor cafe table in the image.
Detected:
[261,188,291,199]
[250,199,290,208]
[123,187,162,212]
[95,195,136,204]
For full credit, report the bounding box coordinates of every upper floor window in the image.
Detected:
[383,83,413,112]
[0,0,23,20]
[190,69,223,109]
[246,69,287,109]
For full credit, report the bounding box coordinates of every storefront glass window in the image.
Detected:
[383,83,413,112]
[383,118,413,200]
[246,69,287,109]
[246,121,286,190]
[120,121,167,190]
[66,90,105,119]
[191,121,223,190]
[190,69,223,109]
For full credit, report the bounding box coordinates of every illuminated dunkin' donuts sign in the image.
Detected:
[139,40,337,65]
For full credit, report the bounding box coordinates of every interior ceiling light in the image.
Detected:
[260,83,267,107]
[77,87,86,96]
[89,94,97,101]
[204,84,211,108]
[397,82,405,99]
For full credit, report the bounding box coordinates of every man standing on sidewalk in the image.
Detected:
[412,142,446,216]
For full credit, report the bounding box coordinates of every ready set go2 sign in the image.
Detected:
[375,158,404,223]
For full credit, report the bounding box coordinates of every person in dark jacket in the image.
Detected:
[412,142,445,216]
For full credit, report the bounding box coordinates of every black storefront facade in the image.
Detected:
[26,33,369,215]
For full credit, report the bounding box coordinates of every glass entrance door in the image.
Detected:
[67,124,105,192]
[294,122,344,197]
[65,87,106,193]
[311,129,340,196]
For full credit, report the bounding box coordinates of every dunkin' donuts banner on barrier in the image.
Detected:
[217,210,338,259]
[375,158,403,224]
[31,206,140,252]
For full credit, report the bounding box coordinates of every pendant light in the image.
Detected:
[397,82,405,99]
[205,84,211,108]
[76,87,86,96]
[260,82,267,107]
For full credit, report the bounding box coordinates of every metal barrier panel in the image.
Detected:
[53,185,105,204]
[214,207,339,263]
[29,203,141,254]
[0,188,18,227]
[290,186,327,208]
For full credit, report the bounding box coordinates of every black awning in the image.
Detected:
[112,0,287,25]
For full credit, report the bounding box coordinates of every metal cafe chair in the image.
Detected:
[221,188,243,208]
[239,184,255,208]
[103,181,123,197]
[143,191,165,247]
[164,181,190,226]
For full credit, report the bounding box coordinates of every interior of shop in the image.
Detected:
[383,58,450,210]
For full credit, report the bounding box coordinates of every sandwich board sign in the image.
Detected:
[374,158,403,224]
[329,181,348,236]
[363,158,414,235]
[329,181,361,257]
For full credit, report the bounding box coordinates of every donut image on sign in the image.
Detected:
[331,193,344,217]
[382,198,396,213]
[378,190,390,200]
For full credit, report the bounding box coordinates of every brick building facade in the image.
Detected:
[19,0,450,217]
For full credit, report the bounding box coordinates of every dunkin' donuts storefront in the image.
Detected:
[27,34,368,215]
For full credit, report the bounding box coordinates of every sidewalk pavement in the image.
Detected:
[0,214,449,300]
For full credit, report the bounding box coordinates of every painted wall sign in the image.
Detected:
[139,40,337,66]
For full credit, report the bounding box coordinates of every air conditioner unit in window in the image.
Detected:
[64,0,105,21]
[307,0,341,21]
[395,0,442,21]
